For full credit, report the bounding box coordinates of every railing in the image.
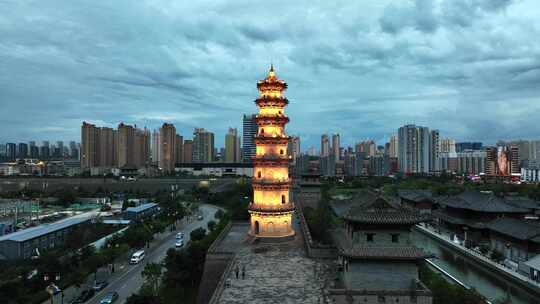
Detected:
[252,178,290,185]
[248,203,295,212]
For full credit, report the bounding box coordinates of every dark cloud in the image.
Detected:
[0,0,539,149]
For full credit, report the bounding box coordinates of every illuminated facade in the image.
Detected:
[248,65,295,239]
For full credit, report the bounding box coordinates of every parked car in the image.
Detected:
[93,280,109,291]
[176,232,184,239]
[70,289,95,303]
[99,291,119,304]
[197,215,203,221]
[175,239,184,248]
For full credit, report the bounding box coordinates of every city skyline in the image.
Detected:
[2,1,540,148]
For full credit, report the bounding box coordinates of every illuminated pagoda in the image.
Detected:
[248,65,295,240]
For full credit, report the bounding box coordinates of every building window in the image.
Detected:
[392,234,400,243]
[378,296,386,303]
[366,233,375,242]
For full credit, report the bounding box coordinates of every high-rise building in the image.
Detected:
[81,122,99,169]
[355,140,376,157]
[440,138,456,153]
[429,130,440,172]
[30,141,39,159]
[17,143,28,159]
[117,123,135,168]
[288,136,300,164]
[151,129,161,165]
[134,127,151,168]
[175,134,183,164]
[398,124,433,174]
[389,134,398,158]
[183,140,193,163]
[192,128,214,163]
[242,114,257,162]
[320,134,330,157]
[98,128,116,167]
[248,65,294,239]
[69,141,79,160]
[6,143,16,160]
[40,141,50,160]
[225,128,241,163]
[531,140,540,161]
[456,142,483,152]
[159,123,177,173]
[332,133,340,161]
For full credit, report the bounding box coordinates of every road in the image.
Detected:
[68,204,219,304]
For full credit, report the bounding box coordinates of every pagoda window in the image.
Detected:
[257,171,262,178]
[391,234,400,243]
[280,149,284,155]
[281,195,286,204]
[260,128,265,134]
[366,233,375,243]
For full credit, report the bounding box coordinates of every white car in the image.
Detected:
[175,240,184,248]
[176,232,184,239]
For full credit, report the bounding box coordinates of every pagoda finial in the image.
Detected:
[268,63,276,78]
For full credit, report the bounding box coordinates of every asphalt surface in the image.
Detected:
[79,204,219,304]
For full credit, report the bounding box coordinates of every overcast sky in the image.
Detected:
[1,0,540,149]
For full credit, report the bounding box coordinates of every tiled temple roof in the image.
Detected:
[340,246,433,260]
[436,191,530,213]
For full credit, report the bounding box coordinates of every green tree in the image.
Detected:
[207,220,216,232]
[190,228,206,242]
[141,263,162,297]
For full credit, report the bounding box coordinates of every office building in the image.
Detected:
[6,143,16,160]
[242,114,257,162]
[193,128,214,163]
[429,130,440,172]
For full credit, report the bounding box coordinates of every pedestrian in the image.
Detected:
[241,265,245,280]
[235,265,239,279]
[111,263,115,273]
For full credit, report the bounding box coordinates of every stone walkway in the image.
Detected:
[218,244,329,304]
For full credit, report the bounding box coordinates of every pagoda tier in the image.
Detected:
[255,115,289,126]
[255,97,289,107]
[248,65,295,240]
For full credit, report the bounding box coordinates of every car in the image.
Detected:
[130,250,145,264]
[175,240,184,248]
[176,232,184,239]
[197,215,203,221]
[93,280,109,291]
[70,289,95,303]
[99,291,119,304]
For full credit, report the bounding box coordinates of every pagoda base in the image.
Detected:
[247,230,296,243]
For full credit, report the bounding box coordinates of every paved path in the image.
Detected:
[46,204,220,304]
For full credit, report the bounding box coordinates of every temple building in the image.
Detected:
[248,65,295,239]
[330,191,433,304]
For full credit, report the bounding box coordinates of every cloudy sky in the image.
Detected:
[1,0,540,149]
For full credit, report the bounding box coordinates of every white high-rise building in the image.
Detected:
[398,124,436,174]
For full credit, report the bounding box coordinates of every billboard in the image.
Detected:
[496,146,510,176]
